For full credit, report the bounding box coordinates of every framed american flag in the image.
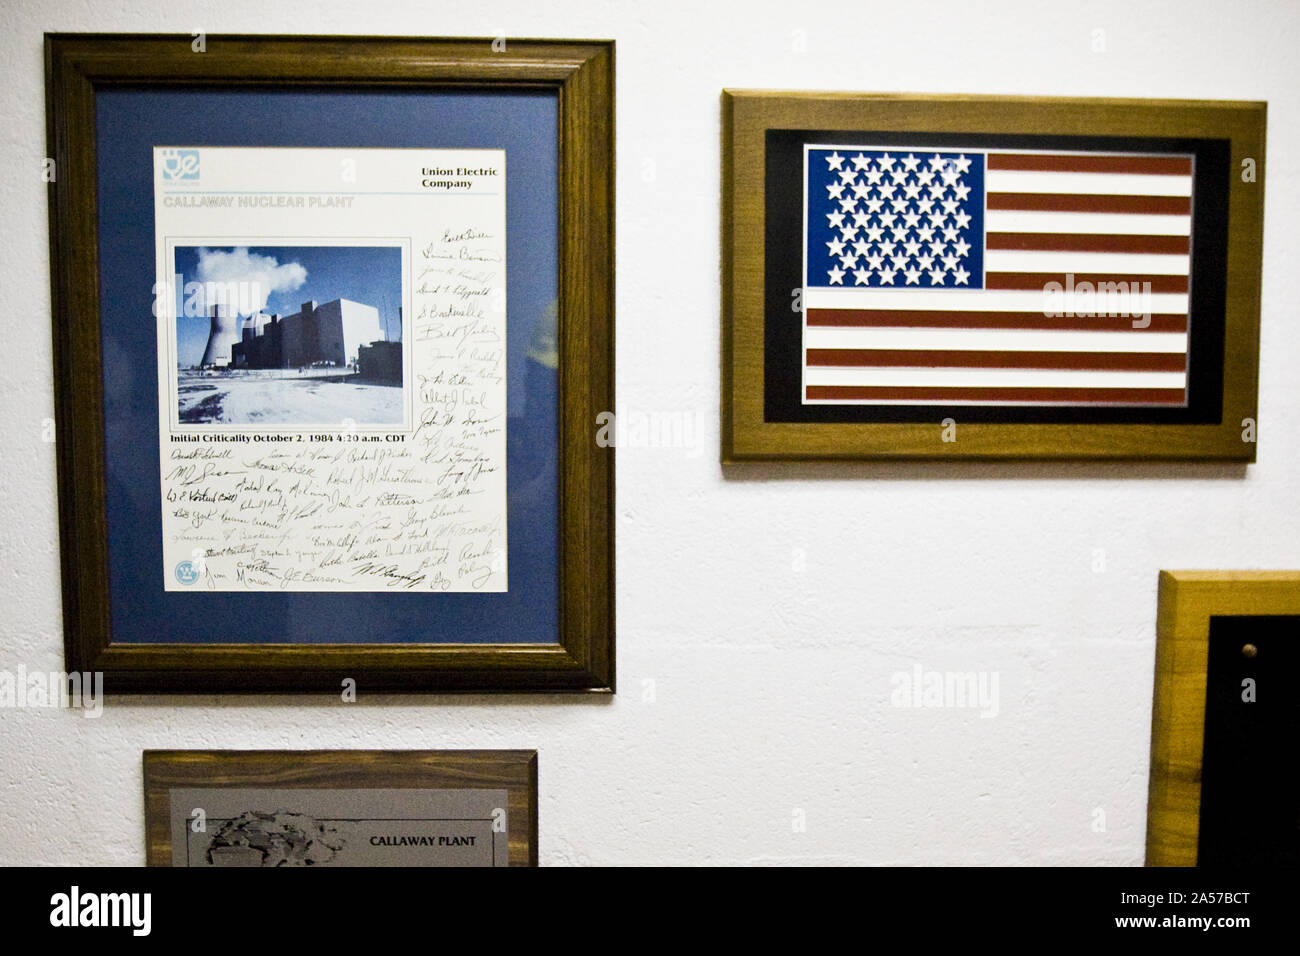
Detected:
[721,92,1266,461]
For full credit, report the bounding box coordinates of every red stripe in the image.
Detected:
[986,233,1189,253]
[988,154,1193,175]
[805,309,1188,332]
[986,272,1188,293]
[805,349,1185,372]
[987,193,1190,214]
[804,385,1187,404]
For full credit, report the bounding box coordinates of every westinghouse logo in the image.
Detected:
[49,886,151,936]
[161,148,200,182]
[174,560,201,585]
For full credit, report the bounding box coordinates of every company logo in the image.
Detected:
[50,886,151,936]
[161,148,200,182]
[174,560,201,585]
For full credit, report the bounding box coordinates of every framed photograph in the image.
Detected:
[46,34,614,692]
[1146,571,1299,866]
[143,750,538,866]
[721,92,1266,461]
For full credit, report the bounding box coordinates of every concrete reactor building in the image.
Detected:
[199,302,242,367]
[199,298,388,372]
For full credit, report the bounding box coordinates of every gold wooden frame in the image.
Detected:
[721,91,1266,461]
[46,35,615,693]
[1145,570,1300,865]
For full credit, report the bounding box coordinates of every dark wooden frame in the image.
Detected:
[143,749,539,866]
[46,34,614,692]
[1145,571,1300,866]
[721,91,1266,461]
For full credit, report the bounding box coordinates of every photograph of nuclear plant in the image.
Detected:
[174,245,404,426]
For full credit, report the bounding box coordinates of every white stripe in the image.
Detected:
[985,210,1191,235]
[807,396,1181,406]
[987,170,1192,196]
[804,327,1187,354]
[984,250,1189,275]
[805,287,1187,314]
[803,367,1187,389]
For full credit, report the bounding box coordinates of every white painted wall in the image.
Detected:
[1,0,1296,866]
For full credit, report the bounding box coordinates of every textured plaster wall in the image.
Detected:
[1,0,1297,865]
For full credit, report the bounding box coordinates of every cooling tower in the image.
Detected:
[200,303,241,367]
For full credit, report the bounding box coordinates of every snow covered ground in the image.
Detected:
[177,369,403,425]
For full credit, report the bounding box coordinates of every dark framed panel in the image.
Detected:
[46,35,614,692]
[1146,571,1300,866]
[143,750,539,866]
[722,91,1266,461]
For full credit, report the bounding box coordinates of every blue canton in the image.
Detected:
[805,148,985,289]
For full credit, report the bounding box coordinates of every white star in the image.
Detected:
[901,153,921,172]
[864,223,885,243]
[916,169,936,187]
[878,211,898,229]
[865,251,886,271]
[852,238,872,258]
[941,167,961,187]
[891,198,910,214]
[851,153,872,170]
[838,197,857,213]
[877,183,897,200]
[942,253,960,271]
[916,252,936,272]
[942,198,960,216]
[827,265,845,285]
[928,241,946,258]
[890,254,910,272]
[825,237,846,257]
[838,251,858,269]
[864,165,884,185]
[877,267,897,285]
[826,211,845,229]
[952,154,972,174]
[878,240,897,258]
[890,167,910,185]
[928,267,946,285]
[917,225,937,243]
[838,168,857,185]
[826,182,846,200]
[916,198,935,215]
[853,266,872,285]
[903,181,923,199]
[928,214,946,231]
[943,225,960,243]
[890,226,909,243]
[851,180,873,199]
[953,238,971,257]
[839,227,857,244]
[903,211,922,229]
[878,152,896,172]
[953,211,972,230]
[952,183,971,201]
[852,209,873,230]
[903,238,922,258]
[864,196,885,214]
[825,151,845,170]
[928,153,947,171]
[903,266,922,285]
[953,265,971,285]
